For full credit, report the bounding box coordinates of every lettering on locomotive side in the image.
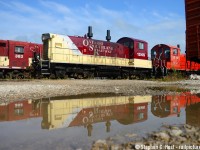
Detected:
[15,54,23,58]
[137,53,146,57]
[82,108,113,124]
[137,106,146,110]
[82,39,114,54]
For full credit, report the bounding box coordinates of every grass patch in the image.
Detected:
[159,70,187,82]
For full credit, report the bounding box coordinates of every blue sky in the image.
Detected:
[0,0,186,54]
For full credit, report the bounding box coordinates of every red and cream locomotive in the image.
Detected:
[36,26,152,79]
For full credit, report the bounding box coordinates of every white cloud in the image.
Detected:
[0,1,185,52]
[40,0,71,14]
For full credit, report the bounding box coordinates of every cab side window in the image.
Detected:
[173,49,178,55]
[165,49,170,59]
[123,42,130,47]
[15,46,24,54]
[0,43,6,47]
[138,42,144,50]
[151,50,156,59]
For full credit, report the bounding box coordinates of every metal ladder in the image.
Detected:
[41,60,50,75]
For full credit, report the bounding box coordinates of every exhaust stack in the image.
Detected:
[106,30,111,42]
[87,26,93,39]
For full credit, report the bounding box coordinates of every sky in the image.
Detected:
[0,0,186,54]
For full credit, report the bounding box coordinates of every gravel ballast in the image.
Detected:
[0,79,200,103]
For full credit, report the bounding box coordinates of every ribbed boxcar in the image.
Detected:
[0,40,42,78]
[151,44,200,77]
[36,27,152,79]
[185,0,200,61]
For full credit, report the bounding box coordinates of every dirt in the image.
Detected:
[0,79,200,103]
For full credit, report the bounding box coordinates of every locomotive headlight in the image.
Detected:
[42,33,50,41]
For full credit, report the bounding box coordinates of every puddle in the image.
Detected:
[0,92,200,150]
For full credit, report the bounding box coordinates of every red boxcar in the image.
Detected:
[185,0,200,61]
[0,40,42,78]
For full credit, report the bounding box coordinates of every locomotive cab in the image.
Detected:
[151,44,181,77]
[117,37,148,60]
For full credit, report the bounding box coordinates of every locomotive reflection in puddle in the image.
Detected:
[40,95,151,136]
[0,95,151,136]
[2,92,200,136]
[151,92,200,127]
[0,99,43,121]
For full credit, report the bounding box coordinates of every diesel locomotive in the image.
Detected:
[0,39,42,79]
[34,26,152,79]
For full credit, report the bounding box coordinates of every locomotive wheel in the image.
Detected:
[122,73,129,79]
[16,73,25,79]
[77,74,84,79]
[49,73,56,79]
[55,69,66,79]
[5,73,12,79]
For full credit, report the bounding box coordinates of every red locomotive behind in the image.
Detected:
[151,44,200,77]
[0,40,42,79]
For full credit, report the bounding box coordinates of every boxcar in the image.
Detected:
[185,0,200,61]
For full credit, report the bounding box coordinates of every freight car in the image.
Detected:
[0,40,42,79]
[185,0,200,62]
[34,26,152,79]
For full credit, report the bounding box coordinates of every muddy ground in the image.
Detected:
[0,79,200,103]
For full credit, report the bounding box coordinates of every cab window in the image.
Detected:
[123,41,134,49]
[129,42,134,49]
[0,43,6,47]
[123,42,129,47]
[151,50,156,59]
[138,42,144,50]
[173,49,178,55]
[15,46,24,54]
[165,49,170,59]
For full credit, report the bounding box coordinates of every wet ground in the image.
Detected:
[0,92,199,150]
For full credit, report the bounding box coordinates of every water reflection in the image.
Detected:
[0,96,151,136]
[0,100,43,121]
[1,93,200,149]
[151,92,200,127]
[40,95,151,136]
[1,93,200,129]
